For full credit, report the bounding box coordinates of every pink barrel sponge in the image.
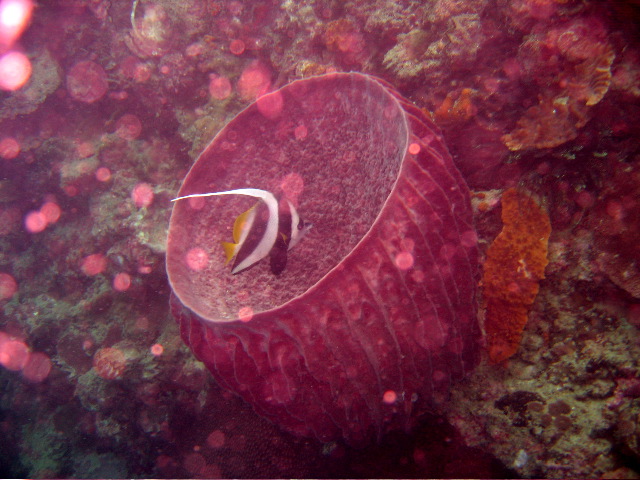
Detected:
[166,72,479,445]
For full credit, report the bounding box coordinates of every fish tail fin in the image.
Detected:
[221,242,238,264]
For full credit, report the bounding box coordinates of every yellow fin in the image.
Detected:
[221,241,238,264]
[232,206,255,243]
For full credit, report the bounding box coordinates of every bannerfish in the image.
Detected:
[171,188,311,275]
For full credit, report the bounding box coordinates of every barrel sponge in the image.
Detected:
[482,188,551,363]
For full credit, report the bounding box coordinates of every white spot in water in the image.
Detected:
[513,449,528,469]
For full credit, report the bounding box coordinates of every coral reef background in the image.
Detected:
[1,0,639,477]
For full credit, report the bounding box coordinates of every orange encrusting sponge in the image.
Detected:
[482,188,551,363]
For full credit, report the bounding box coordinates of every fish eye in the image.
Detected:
[297,218,305,230]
